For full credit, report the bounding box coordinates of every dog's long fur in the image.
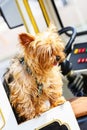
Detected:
[3,24,66,123]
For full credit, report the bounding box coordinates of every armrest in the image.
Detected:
[69,97,87,118]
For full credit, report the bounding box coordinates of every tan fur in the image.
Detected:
[4,24,66,123]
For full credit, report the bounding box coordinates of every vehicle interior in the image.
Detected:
[0,0,87,130]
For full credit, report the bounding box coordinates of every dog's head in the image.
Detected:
[19,24,65,73]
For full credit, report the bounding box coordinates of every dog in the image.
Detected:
[3,24,66,124]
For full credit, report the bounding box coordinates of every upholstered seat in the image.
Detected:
[70,97,87,118]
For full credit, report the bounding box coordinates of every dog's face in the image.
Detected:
[19,25,65,72]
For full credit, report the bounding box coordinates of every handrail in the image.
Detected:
[0,109,5,130]
[38,0,50,26]
[15,0,30,32]
[23,0,39,33]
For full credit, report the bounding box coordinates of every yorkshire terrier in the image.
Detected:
[3,24,66,124]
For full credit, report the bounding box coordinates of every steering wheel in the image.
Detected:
[58,26,77,56]
[58,26,77,75]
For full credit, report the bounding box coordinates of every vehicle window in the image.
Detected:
[53,0,87,33]
[0,0,23,29]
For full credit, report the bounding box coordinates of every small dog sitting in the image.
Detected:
[3,24,66,124]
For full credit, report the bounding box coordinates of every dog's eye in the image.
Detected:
[56,56,61,61]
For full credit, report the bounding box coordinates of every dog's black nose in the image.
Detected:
[56,56,61,61]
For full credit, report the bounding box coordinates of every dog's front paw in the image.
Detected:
[59,96,66,104]
[52,96,66,107]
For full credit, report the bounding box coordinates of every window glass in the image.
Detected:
[54,0,87,32]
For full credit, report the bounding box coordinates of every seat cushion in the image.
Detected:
[69,97,87,118]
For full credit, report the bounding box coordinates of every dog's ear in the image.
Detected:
[19,33,35,47]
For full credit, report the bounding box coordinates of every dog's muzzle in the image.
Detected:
[54,56,61,66]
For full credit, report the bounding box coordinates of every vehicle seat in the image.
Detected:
[69,97,87,130]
